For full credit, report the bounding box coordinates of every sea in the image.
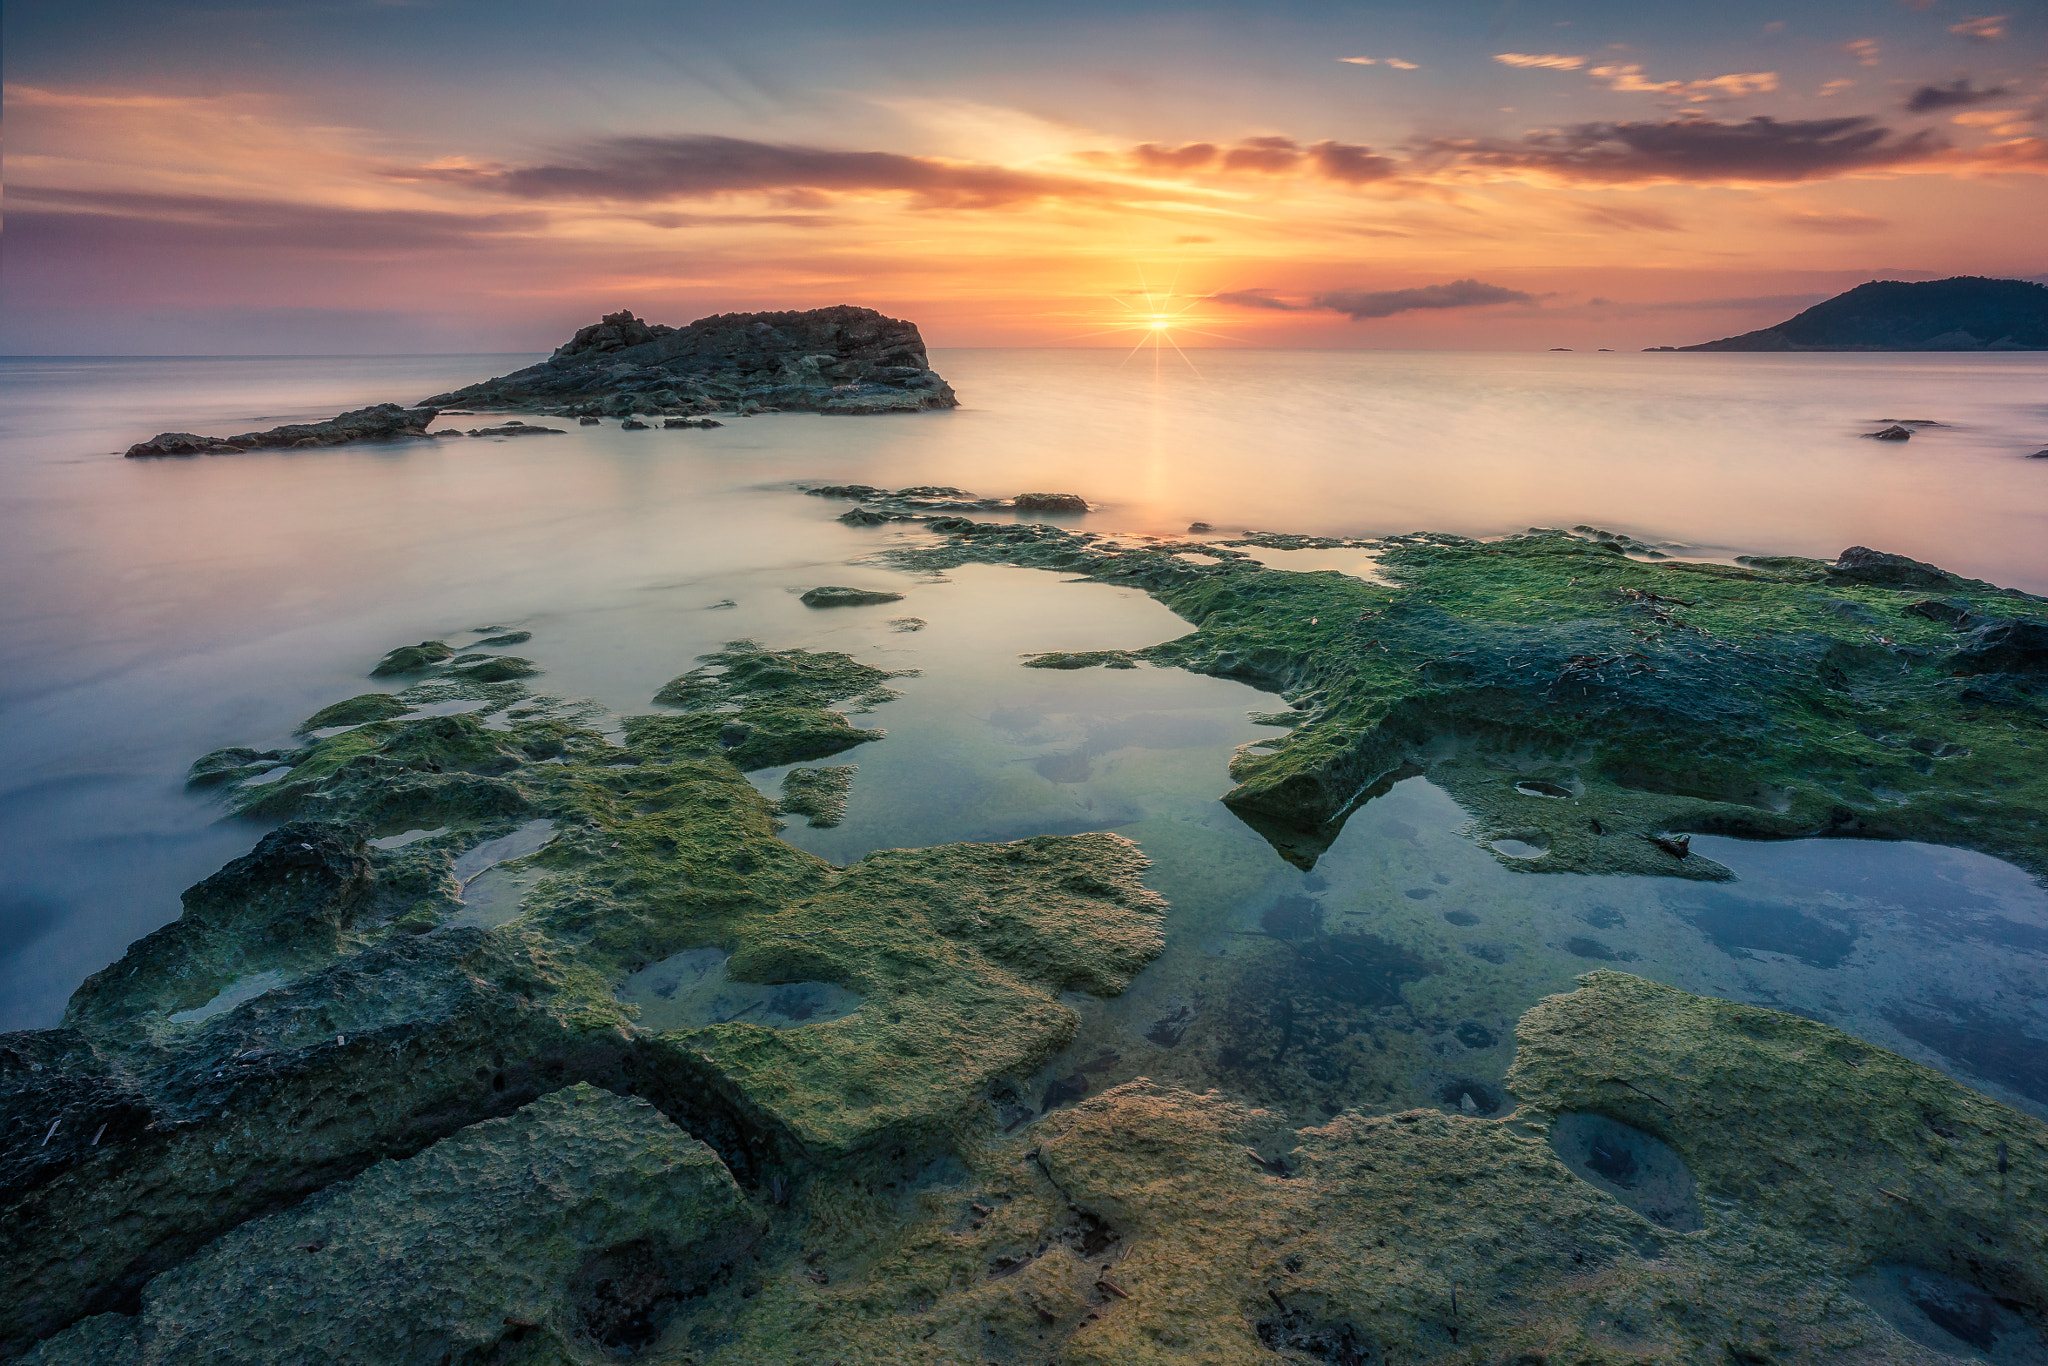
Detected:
[3,348,2046,1118]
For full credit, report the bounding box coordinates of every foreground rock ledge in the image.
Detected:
[124,403,437,458]
[3,613,2046,1363]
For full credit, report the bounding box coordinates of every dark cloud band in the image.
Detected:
[1418,116,1947,185]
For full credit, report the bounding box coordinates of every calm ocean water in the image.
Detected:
[2,348,2045,1115]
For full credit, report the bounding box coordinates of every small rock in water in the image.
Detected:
[620,418,649,430]
[1863,424,1913,441]
[2029,448,2048,460]
[889,617,926,632]
[1188,522,1213,533]
[1012,492,1089,513]
[578,415,601,425]
[801,586,905,608]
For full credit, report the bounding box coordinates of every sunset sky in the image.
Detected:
[6,0,2046,353]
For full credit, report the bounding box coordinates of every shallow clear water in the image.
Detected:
[2,350,2046,1122]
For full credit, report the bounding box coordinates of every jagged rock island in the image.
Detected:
[1665,276,2048,352]
[423,305,958,417]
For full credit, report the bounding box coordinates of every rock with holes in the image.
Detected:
[23,1085,757,1365]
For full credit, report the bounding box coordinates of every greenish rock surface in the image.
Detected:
[885,521,2048,879]
[24,1085,755,1365]
[653,639,909,714]
[1,634,1170,1355]
[296,692,410,733]
[370,640,455,676]
[800,585,905,608]
[777,765,856,827]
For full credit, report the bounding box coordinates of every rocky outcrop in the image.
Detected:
[421,306,957,417]
[1677,276,2048,351]
[124,404,438,458]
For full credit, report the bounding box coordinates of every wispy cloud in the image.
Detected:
[1417,115,1948,186]
[1949,14,2009,40]
[1588,64,1779,102]
[7,186,545,250]
[1340,56,1418,68]
[1119,137,1398,184]
[1494,53,1586,70]
[1845,38,1882,66]
[1578,203,1684,231]
[1216,280,1536,318]
[393,135,1113,209]
[1776,207,1891,233]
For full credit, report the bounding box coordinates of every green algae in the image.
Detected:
[654,639,911,713]
[369,640,454,676]
[885,521,2048,880]
[16,604,2048,1363]
[777,765,856,827]
[24,1085,756,1365]
[295,692,410,733]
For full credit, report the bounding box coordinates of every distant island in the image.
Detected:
[424,304,957,416]
[1655,276,2048,352]
[123,305,958,456]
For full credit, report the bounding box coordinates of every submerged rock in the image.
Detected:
[1865,423,1914,440]
[124,404,437,458]
[420,307,957,417]
[800,586,905,608]
[296,693,409,733]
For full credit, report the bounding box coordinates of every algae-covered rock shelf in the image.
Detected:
[877,516,2048,882]
[5,521,2048,1362]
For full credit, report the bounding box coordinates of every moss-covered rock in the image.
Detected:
[370,640,454,676]
[654,639,910,713]
[24,1085,757,1366]
[886,521,2048,879]
[777,765,856,827]
[295,693,410,733]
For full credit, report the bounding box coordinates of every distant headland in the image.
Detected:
[1651,276,2048,353]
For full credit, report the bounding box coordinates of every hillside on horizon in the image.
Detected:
[1672,276,2048,352]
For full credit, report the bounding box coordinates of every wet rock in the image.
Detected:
[369,640,454,676]
[473,629,531,646]
[1021,650,1140,670]
[654,640,909,713]
[777,766,857,828]
[838,507,888,526]
[23,1086,757,1366]
[1012,493,1089,513]
[800,586,905,608]
[876,514,2048,883]
[297,694,410,733]
[1863,424,1914,440]
[1949,617,2048,675]
[124,404,438,459]
[620,418,649,430]
[1829,545,1966,591]
[419,307,957,417]
[467,422,565,438]
[443,655,539,683]
[579,415,601,425]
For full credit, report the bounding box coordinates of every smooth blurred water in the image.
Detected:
[2,349,2046,1109]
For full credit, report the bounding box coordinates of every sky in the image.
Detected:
[5,0,2047,352]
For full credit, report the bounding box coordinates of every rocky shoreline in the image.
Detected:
[5,501,2047,1363]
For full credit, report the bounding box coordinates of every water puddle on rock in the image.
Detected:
[370,826,449,850]
[1011,774,2048,1126]
[167,969,291,1025]
[616,947,864,1031]
[1239,546,1390,583]
[444,819,559,928]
